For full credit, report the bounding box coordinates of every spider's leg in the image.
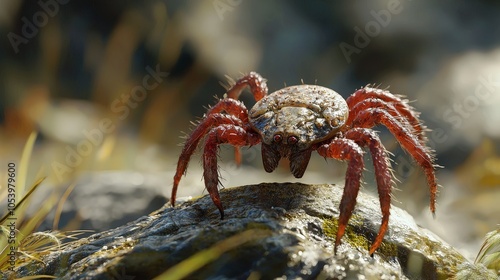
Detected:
[213,72,266,164]
[225,71,268,101]
[346,87,427,144]
[223,71,268,164]
[345,128,393,255]
[203,125,261,219]
[346,98,416,139]
[352,108,438,215]
[317,138,364,254]
[172,113,243,207]
[206,98,250,123]
[205,98,252,166]
[172,98,252,206]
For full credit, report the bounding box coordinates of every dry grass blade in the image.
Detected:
[0,131,76,274]
[0,132,44,270]
[475,228,500,274]
[53,182,77,229]
[17,132,38,198]
[19,193,58,243]
[0,177,45,225]
[19,231,61,252]
[15,276,56,280]
[153,229,272,280]
[0,177,48,270]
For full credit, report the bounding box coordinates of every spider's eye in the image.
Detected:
[288,136,298,145]
[273,134,283,143]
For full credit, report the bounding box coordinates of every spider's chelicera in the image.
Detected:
[171,72,438,255]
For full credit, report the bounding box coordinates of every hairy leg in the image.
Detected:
[224,72,268,164]
[173,71,268,208]
[225,71,268,101]
[317,138,364,254]
[206,98,250,123]
[352,108,438,214]
[345,128,394,255]
[173,93,262,203]
[346,87,427,144]
[203,125,261,218]
[346,98,419,142]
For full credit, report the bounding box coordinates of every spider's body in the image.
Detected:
[249,85,348,146]
[171,72,438,255]
[249,85,348,177]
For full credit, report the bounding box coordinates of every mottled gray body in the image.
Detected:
[249,85,349,150]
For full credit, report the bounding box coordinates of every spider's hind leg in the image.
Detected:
[351,108,438,215]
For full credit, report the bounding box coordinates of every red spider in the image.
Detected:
[171,72,438,255]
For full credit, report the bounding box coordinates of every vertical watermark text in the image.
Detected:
[6,162,18,271]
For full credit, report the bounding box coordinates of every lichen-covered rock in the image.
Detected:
[6,183,496,279]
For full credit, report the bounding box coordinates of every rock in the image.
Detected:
[35,171,168,235]
[7,183,496,279]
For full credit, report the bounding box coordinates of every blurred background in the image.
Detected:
[1,0,500,261]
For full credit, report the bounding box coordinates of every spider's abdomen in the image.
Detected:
[249,85,349,149]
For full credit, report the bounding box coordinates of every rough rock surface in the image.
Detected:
[35,171,168,234]
[6,183,496,279]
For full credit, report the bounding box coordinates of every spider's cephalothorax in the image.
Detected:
[171,72,438,255]
[249,85,348,178]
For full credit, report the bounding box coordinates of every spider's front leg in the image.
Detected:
[203,125,261,218]
[316,138,364,254]
[225,71,268,101]
[172,100,246,208]
[172,72,268,208]
[223,71,268,164]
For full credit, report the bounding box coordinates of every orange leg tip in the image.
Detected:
[234,147,242,166]
[369,242,380,255]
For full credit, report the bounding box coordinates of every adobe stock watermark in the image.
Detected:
[394,73,500,179]
[339,0,410,64]
[7,0,70,54]
[51,64,169,181]
[6,162,18,271]
[442,74,500,129]
[213,0,243,21]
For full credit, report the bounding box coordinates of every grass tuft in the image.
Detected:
[0,132,88,275]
